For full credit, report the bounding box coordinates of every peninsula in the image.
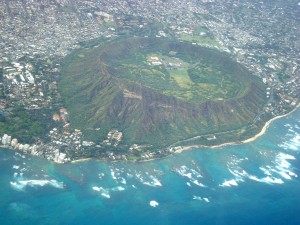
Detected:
[58,37,268,159]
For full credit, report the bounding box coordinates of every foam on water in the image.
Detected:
[203,197,210,203]
[226,156,249,178]
[143,175,162,187]
[246,151,297,185]
[274,153,297,179]
[248,175,260,182]
[98,173,105,180]
[193,196,202,200]
[1,107,300,225]
[20,168,27,172]
[126,172,134,179]
[92,186,101,192]
[149,200,159,207]
[219,155,250,187]
[111,186,125,191]
[277,171,291,180]
[220,150,298,186]
[173,165,205,188]
[13,165,20,170]
[191,180,205,187]
[260,167,272,176]
[10,179,64,191]
[279,123,300,151]
[119,177,127,184]
[277,153,296,161]
[134,171,163,187]
[220,179,238,187]
[109,167,128,186]
[92,186,111,198]
[193,196,210,203]
[110,169,117,180]
[101,193,111,199]
[260,177,284,184]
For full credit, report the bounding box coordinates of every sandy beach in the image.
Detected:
[175,103,300,153]
[241,103,300,144]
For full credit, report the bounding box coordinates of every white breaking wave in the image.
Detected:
[192,196,210,203]
[173,165,206,188]
[246,152,297,185]
[10,179,64,191]
[203,197,210,203]
[193,196,202,200]
[277,171,292,180]
[134,172,162,187]
[92,186,111,198]
[191,180,206,187]
[220,179,238,187]
[119,177,127,184]
[224,148,298,186]
[110,170,117,180]
[101,193,111,199]
[272,153,297,180]
[92,184,126,199]
[279,124,300,151]
[248,174,284,185]
[111,186,125,191]
[92,186,101,192]
[222,155,249,187]
[260,167,272,176]
[98,173,105,180]
[260,177,284,184]
[149,200,159,207]
[13,165,20,170]
[109,167,128,185]
[106,167,164,188]
[143,175,162,187]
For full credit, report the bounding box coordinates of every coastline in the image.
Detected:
[0,144,13,150]
[1,103,299,163]
[175,103,300,153]
[71,158,92,163]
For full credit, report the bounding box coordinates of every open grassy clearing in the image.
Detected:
[105,43,250,102]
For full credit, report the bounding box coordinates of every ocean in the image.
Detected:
[0,109,300,225]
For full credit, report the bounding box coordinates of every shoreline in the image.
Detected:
[175,103,300,153]
[0,144,13,150]
[1,103,299,163]
[71,158,92,163]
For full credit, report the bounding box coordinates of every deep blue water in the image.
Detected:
[1,109,300,225]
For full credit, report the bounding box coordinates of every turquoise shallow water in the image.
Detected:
[0,109,300,225]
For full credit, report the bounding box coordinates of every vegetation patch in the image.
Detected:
[59,37,267,149]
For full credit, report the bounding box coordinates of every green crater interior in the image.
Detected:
[102,38,251,103]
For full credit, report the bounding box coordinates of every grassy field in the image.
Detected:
[104,43,251,103]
